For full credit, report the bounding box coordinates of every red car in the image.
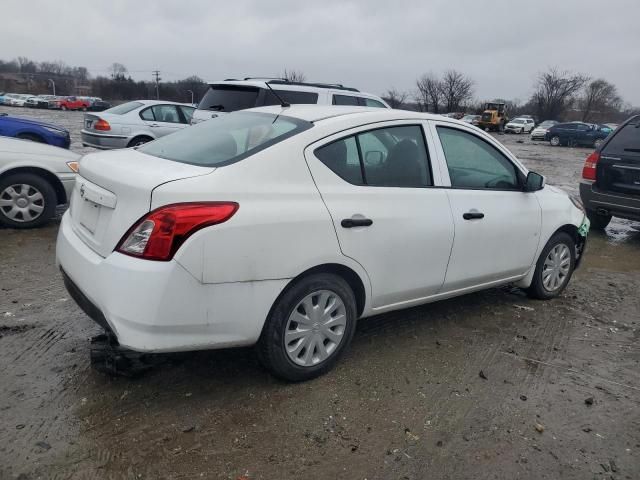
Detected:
[52,96,91,111]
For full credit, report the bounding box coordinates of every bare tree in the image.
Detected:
[580,79,621,122]
[416,73,443,113]
[281,69,306,82]
[440,70,474,113]
[530,68,589,120]
[109,62,128,80]
[383,88,408,109]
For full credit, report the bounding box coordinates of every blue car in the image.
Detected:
[0,113,71,149]
[545,122,612,148]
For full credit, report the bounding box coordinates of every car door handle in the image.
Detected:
[463,212,485,220]
[341,218,373,228]
[149,123,160,127]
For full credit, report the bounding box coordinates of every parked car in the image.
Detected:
[603,123,619,130]
[545,122,611,147]
[191,78,389,124]
[504,117,535,134]
[36,95,57,109]
[0,113,71,148]
[24,96,40,108]
[81,100,195,149]
[5,94,30,107]
[530,120,559,140]
[461,114,481,126]
[0,136,79,228]
[87,98,112,112]
[0,92,6,105]
[580,114,640,229]
[57,106,589,381]
[53,96,91,111]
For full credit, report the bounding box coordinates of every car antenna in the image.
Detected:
[265,82,290,108]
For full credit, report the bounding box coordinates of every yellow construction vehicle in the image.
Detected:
[478,102,508,131]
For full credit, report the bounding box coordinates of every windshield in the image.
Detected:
[198,85,260,112]
[140,111,312,167]
[105,101,143,115]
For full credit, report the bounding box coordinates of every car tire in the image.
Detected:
[61,105,67,111]
[0,173,57,229]
[16,133,45,143]
[527,232,576,300]
[550,136,561,146]
[257,273,357,382]
[586,209,611,230]
[594,138,604,148]
[127,136,153,148]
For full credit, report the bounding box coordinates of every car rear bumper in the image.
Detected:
[56,212,287,353]
[81,130,129,149]
[580,180,640,221]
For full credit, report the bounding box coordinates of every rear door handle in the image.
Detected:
[463,212,484,220]
[341,218,373,228]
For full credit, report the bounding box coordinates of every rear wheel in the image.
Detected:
[527,232,575,299]
[586,209,611,230]
[127,136,153,148]
[0,173,57,228]
[257,273,357,382]
[550,136,561,146]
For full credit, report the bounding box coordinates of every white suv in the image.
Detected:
[190,78,389,124]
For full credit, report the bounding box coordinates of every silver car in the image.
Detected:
[0,137,79,228]
[81,100,195,149]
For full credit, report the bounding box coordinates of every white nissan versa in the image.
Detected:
[56,106,589,381]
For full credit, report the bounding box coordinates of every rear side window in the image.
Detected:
[151,105,181,123]
[139,107,155,121]
[140,112,312,167]
[315,125,432,188]
[105,101,143,115]
[263,90,319,106]
[332,95,360,106]
[198,85,259,112]
[602,121,640,158]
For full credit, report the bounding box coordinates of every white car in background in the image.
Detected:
[0,137,79,228]
[505,117,536,134]
[191,78,389,124]
[530,120,559,140]
[80,100,196,149]
[57,106,588,381]
[5,94,30,107]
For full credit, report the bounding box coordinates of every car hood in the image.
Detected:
[0,115,68,133]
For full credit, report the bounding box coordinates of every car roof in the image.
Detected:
[246,105,450,124]
[206,78,361,92]
[132,99,193,107]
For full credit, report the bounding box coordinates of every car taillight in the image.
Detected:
[94,119,111,131]
[582,151,600,180]
[116,202,239,261]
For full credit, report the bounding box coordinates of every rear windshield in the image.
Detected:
[105,101,143,115]
[198,85,259,112]
[140,112,312,167]
[602,120,640,157]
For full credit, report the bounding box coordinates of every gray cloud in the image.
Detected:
[3,0,639,104]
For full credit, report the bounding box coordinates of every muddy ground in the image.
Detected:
[1,107,639,479]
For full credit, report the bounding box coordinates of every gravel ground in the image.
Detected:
[1,106,639,479]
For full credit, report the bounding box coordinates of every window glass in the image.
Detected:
[140,112,311,167]
[576,124,590,131]
[332,94,360,106]
[263,90,319,105]
[315,137,363,185]
[602,121,640,158]
[315,125,431,188]
[437,126,519,190]
[363,98,386,108]
[179,106,195,123]
[139,107,155,121]
[197,85,259,112]
[151,105,181,123]
[105,101,143,115]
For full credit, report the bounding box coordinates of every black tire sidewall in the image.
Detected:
[0,173,57,228]
[257,273,357,382]
[586,210,611,230]
[528,232,576,300]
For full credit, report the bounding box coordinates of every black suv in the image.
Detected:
[580,115,640,229]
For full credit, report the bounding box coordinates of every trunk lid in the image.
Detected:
[69,148,214,257]
[597,121,640,196]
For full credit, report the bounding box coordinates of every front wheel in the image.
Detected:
[550,136,561,146]
[527,232,576,299]
[0,173,57,228]
[257,273,357,382]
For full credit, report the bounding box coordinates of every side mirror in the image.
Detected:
[523,171,545,192]
[365,150,384,166]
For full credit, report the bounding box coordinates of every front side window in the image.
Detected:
[437,126,520,190]
[140,112,312,167]
[315,125,432,188]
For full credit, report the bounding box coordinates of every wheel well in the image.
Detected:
[0,167,67,205]
[127,135,153,147]
[553,224,580,244]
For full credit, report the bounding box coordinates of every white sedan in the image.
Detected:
[80,100,196,149]
[0,137,79,228]
[57,106,589,381]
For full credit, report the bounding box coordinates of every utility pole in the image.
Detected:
[152,70,161,100]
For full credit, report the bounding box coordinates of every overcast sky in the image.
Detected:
[3,0,639,104]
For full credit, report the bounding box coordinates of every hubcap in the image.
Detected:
[0,184,45,223]
[284,290,347,367]
[542,243,571,292]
